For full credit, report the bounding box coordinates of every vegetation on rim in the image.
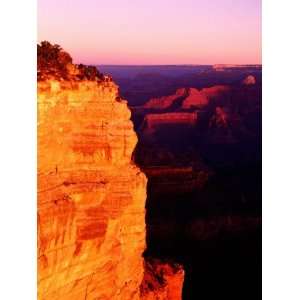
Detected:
[37,41,105,82]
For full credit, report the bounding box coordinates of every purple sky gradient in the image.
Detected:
[38,0,261,65]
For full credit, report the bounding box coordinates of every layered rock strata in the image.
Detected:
[37,41,185,300]
[141,86,230,111]
[38,79,185,300]
[38,79,148,300]
[144,166,210,195]
[141,112,198,130]
[144,88,186,109]
[181,86,229,109]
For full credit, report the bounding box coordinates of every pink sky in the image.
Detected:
[38,0,261,65]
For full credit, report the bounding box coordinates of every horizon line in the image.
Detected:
[94,64,262,67]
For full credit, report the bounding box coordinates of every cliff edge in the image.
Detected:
[37,42,184,300]
[38,42,147,300]
[38,78,147,300]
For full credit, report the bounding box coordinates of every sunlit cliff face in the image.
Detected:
[37,79,185,300]
[37,41,185,300]
[37,79,147,300]
[38,79,137,167]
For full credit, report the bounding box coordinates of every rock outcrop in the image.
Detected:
[138,112,198,142]
[209,106,229,128]
[141,86,230,111]
[140,259,184,300]
[242,75,256,85]
[206,106,236,144]
[38,79,147,300]
[143,166,210,195]
[141,112,198,130]
[181,86,229,109]
[37,42,185,300]
[144,88,186,109]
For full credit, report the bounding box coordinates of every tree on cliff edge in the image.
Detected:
[37,41,104,81]
[37,41,73,80]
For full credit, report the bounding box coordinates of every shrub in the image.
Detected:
[37,41,104,81]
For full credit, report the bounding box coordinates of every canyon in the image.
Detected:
[37,42,261,300]
[131,71,262,299]
[100,65,261,106]
[37,43,184,300]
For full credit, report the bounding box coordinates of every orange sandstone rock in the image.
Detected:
[37,42,185,299]
[38,79,147,300]
[140,259,185,300]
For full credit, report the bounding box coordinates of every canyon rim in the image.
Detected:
[38,1,261,299]
[37,42,184,300]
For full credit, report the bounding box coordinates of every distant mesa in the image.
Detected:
[213,64,262,72]
[142,85,230,110]
[181,86,229,109]
[142,112,198,129]
[144,88,186,109]
[181,88,208,109]
[242,75,256,85]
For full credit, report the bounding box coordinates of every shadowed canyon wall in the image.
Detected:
[132,74,262,300]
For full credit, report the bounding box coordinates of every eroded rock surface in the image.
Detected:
[181,86,230,109]
[38,79,148,300]
[141,259,184,300]
[37,41,185,300]
[144,88,187,109]
[142,112,198,130]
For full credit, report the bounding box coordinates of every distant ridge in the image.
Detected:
[213,64,262,71]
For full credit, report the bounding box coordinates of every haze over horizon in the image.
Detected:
[38,0,261,65]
